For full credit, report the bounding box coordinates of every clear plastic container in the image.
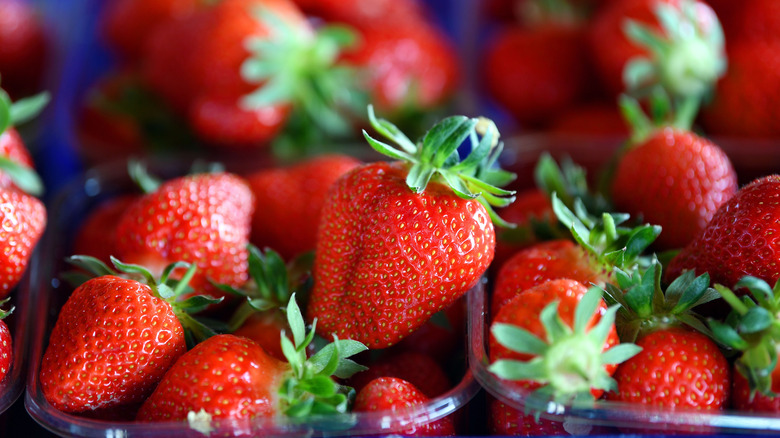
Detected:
[24,159,482,437]
[0,262,34,417]
[470,134,780,435]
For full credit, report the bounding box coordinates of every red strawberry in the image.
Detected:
[391,295,467,362]
[137,296,367,428]
[0,127,35,189]
[114,171,254,299]
[292,0,426,30]
[353,377,455,436]
[732,370,780,413]
[0,187,45,299]
[611,127,737,250]
[0,0,47,100]
[246,154,361,260]
[607,327,730,409]
[548,102,629,136]
[39,259,220,416]
[100,0,200,64]
[483,23,594,128]
[308,109,514,349]
[0,88,47,195]
[666,175,780,290]
[588,0,723,97]
[721,0,780,45]
[700,41,780,138]
[346,351,451,398]
[488,397,566,436]
[342,22,459,115]
[492,188,555,271]
[72,195,139,266]
[488,279,626,400]
[0,300,13,382]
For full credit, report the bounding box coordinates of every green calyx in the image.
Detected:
[240,5,364,142]
[550,192,660,278]
[603,260,719,342]
[64,255,223,348]
[623,0,725,101]
[708,277,780,398]
[127,159,225,194]
[0,87,48,197]
[0,297,13,320]
[363,105,517,227]
[278,293,368,418]
[219,245,313,333]
[489,286,641,408]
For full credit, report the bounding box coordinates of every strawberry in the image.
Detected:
[292,0,426,30]
[0,87,48,195]
[488,280,631,403]
[492,188,555,272]
[137,295,367,429]
[604,261,730,410]
[346,350,451,398]
[587,0,724,97]
[100,0,200,65]
[246,154,361,260]
[391,295,467,362]
[0,0,47,100]
[708,277,780,413]
[720,0,780,45]
[142,0,360,150]
[700,41,780,138]
[666,175,780,292]
[308,108,515,349]
[114,169,254,299]
[488,397,567,436]
[610,126,737,250]
[353,377,455,436]
[483,22,594,128]
[72,195,139,266]
[39,259,221,416]
[548,102,629,136]
[0,299,13,382]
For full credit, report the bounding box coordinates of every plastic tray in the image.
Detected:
[0,256,34,418]
[24,158,482,437]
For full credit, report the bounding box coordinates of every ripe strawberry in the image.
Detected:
[708,277,780,413]
[0,87,48,195]
[353,377,455,436]
[604,261,730,410]
[607,327,730,409]
[483,23,594,128]
[346,350,451,398]
[488,280,630,402]
[610,126,737,250]
[666,175,780,291]
[588,0,724,97]
[137,295,367,428]
[488,397,567,436]
[492,188,555,271]
[246,154,361,260]
[72,195,139,266]
[391,295,467,362]
[40,259,220,416]
[720,0,780,45]
[548,102,629,136]
[292,0,425,30]
[700,41,780,138]
[0,0,47,100]
[100,0,200,64]
[308,109,515,349]
[114,170,254,299]
[0,299,13,382]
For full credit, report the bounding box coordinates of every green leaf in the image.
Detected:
[738,307,774,334]
[299,375,338,397]
[439,170,477,199]
[423,116,475,167]
[0,90,10,134]
[708,319,748,350]
[0,156,44,196]
[286,294,306,348]
[535,154,571,207]
[110,256,156,285]
[491,323,549,356]
[309,339,368,374]
[623,19,666,54]
[176,295,224,313]
[623,58,655,91]
[489,358,548,382]
[735,276,775,309]
[9,92,49,125]
[285,398,314,418]
[574,287,602,334]
[366,105,417,154]
[623,264,657,317]
[540,301,570,342]
[670,272,711,314]
[127,160,162,194]
[332,358,368,379]
[281,335,301,373]
[406,163,436,193]
[622,225,661,261]
[602,343,642,365]
[65,255,117,277]
[363,131,416,162]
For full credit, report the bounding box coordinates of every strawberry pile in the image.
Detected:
[36,106,513,435]
[74,0,460,164]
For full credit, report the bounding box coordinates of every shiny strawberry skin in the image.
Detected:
[114,173,254,297]
[247,154,361,260]
[607,327,730,410]
[232,311,289,362]
[489,397,566,436]
[0,187,45,298]
[484,24,594,127]
[732,365,780,413]
[73,195,138,266]
[309,161,495,349]
[346,351,451,398]
[666,175,780,290]
[700,41,780,138]
[136,334,287,422]
[611,128,737,250]
[489,278,619,398]
[0,0,47,100]
[0,319,11,382]
[492,240,605,313]
[40,275,186,414]
[354,377,455,436]
[0,127,36,190]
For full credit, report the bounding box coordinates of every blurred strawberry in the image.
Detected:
[0,0,47,100]
[72,195,139,266]
[492,188,555,270]
[293,0,425,30]
[346,350,451,398]
[548,102,629,136]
